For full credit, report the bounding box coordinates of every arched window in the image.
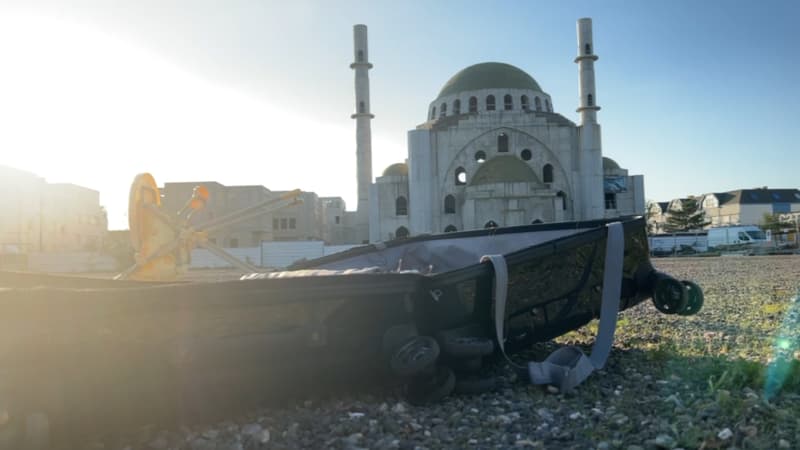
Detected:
[474,151,486,163]
[521,95,529,111]
[486,95,495,111]
[587,94,593,106]
[584,43,591,55]
[430,107,436,120]
[543,164,554,183]
[359,101,366,113]
[469,96,478,113]
[534,97,542,111]
[484,220,498,229]
[440,102,447,117]
[444,225,457,233]
[395,226,409,239]
[395,196,408,216]
[357,50,364,62]
[498,133,509,153]
[504,94,513,110]
[444,195,456,214]
[520,149,532,161]
[453,99,461,115]
[557,191,567,210]
[545,99,551,112]
[531,219,544,224]
[455,167,466,186]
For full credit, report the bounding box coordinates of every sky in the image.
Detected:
[0,0,797,229]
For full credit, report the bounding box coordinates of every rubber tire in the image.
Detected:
[389,336,440,378]
[677,280,704,316]
[652,275,688,314]
[438,334,494,358]
[454,375,497,395]
[406,366,456,406]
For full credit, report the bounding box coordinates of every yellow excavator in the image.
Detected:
[117,173,302,281]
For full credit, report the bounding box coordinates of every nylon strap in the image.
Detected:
[481,221,625,392]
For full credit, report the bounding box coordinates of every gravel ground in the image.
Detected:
[94,255,800,450]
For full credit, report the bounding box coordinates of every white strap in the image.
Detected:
[481,221,625,392]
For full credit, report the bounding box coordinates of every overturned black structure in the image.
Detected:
[0,216,701,448]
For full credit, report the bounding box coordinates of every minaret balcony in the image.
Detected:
[349,62,374,69]
[574,54,599,63]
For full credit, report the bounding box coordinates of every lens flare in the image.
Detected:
[764,291,800,400]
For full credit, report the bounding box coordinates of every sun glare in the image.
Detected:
[0,13,399,229]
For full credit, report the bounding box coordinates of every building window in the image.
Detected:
[484,220,498,229]
[543,164,554,183]
[475,151,486,163]
[430,107,436,120]
[534,96,542,111]
[455,167,467,186]
[357,50,364,62]
[273,218,279,230]
[520,149,532,161]
[557,191,567,210]
[504,94,513,110]
[587,94,593,106]
[453,99,461,115]
[521,95,529,111]
[229,238,239,248]
[444,195,456,214]
[395,196,408,216]
[444,225,457,233]
[440,102,447,117]
[289,218,296,229]
[335,215,340,224]
[545,99,551,112]
[469,96,478,113]
[498,133,508,152]
[605,192,617,209]
[531,219,544,224]
[486,95,495,111]
[395,226,410,239]
[359,101,366,113]
[280,218,287,229]
[584,43,591,55]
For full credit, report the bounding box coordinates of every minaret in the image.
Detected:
[351,24,374,243]
[575,18,605,220]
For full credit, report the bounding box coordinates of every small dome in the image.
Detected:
[436,62,543,99]
[382,162,408,177]
[470,156,539,185]
[603,157,620,171]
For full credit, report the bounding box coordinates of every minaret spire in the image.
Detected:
[351,24,373,243]
[575,18,605,220]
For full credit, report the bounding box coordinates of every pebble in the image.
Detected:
[546,386,559,394]
[654,434,676,448]
[717,428,733,440]
[779,439,791,448]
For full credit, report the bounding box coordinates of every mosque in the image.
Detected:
[349,18,645,244]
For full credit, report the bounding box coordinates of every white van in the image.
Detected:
[707,226,769,250]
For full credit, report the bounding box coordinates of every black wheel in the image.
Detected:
[652,274,688,314]
[677,280,704,316]
[448,357,483,374]
[389,336,440,378]
[406,365,456,406]
[454,375,497,395]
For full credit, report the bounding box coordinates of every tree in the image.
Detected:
[663,197,709,232]
[760,213,793,233]
[644,200,660,234]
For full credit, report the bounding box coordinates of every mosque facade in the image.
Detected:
[353,18,644,243]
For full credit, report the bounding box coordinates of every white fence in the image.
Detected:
[26,252,117,273]
[188,241,360,270]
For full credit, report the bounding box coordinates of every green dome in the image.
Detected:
[470,156,539,185]
[382,162,408,177]
[603,157,620,171]
[437,62,543,99]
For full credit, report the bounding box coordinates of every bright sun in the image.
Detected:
[0,13,400,229]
